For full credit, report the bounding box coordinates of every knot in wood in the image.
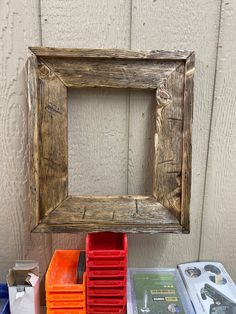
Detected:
[39,64,53,79]
[156,84,172,109]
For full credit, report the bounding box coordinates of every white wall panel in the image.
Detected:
[200,0,236,280]
[0,0,52,301]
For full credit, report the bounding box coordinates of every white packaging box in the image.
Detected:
[7,261,40,314]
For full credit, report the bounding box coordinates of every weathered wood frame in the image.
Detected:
[28,47,194,234]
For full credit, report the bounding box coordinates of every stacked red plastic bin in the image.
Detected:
[46,250,86,314]
[86,232,128,314]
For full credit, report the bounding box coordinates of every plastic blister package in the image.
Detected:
[127,268,195,314]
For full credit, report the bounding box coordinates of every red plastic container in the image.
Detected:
[87,305,126,313]
[87,259,127,268]
[87,278,126,288]
[87,269,127,277]
[86,233,127,259]
[87,296,126,306]
[87,287,126,297]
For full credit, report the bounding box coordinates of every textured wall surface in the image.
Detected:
[0,0,236,302]
[0,0,52,287]
[200,0,236,277]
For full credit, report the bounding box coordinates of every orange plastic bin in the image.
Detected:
[46,250,86,292]
[46,250,86,314]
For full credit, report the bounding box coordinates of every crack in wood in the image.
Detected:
[45,103,62,115]
[135,199,138,214]
[158,159,174,165]
[82,206,86,219]
[167,117,182,121]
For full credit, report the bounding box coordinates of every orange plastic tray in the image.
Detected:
[47,309,85,314]
[46,292,85,301]
[46,250,86,293]
[47,300,85,308]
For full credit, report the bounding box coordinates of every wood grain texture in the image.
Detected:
[36,223,182,234]
[30,47,192,60]
[0,0,52,302]
[153,66,185,220]
[200,0,236,280]
[40,0,132,258]
[28,53,40,228]
[181,53,195,231]
[128,0,221,267]
[34,196,181,233]
[37,57,178,89]
[36,60,68,219]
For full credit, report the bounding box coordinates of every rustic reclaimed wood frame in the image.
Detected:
[28,47,194,234]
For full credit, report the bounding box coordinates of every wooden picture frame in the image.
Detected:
[28,47,194,234]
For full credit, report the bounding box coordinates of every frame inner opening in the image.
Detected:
[68,87,155,196]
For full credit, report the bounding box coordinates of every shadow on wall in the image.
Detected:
[128,234,172,267]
